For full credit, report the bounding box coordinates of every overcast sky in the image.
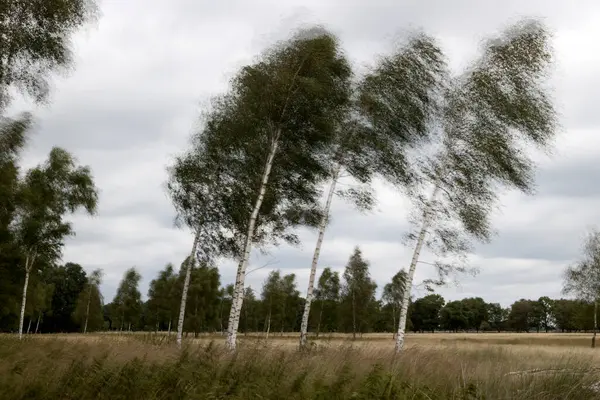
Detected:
[8,0,600,307]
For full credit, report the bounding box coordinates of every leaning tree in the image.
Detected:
[299,32,447,349]
[392,19,558,352]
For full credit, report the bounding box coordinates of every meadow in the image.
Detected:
[1,332,599,399]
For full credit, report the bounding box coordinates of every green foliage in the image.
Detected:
[410,294,445,332]
[183,264,222,336]
[340,247,378,337]
[146,264,179,331]
[72,284,103,332]
[11,147,98,266]
[261,270,302,334]
[112,268,142,331]
[404,19,558,283]
[168,26,353,260]
[0,0,99,108]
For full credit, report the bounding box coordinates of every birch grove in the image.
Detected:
[164,18,559,353]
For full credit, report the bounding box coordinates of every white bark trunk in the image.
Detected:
[226,134,280,351]
[177,231,200,347]
[18,254,34,340]
[26,318,32,334]
[35,313,41,334]
[395,185,440,353]
[299,167,340,349]
[84,284,92,334]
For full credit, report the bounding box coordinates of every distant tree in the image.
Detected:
[461,297,488,331]
[310,267,341,336]
[508,299,535,332]
[486,303,508,332]
[73,269,103,333]
[410,294,445,333]
[395,19,557,352]
[382,270,408,337]
[341,247,377,339]
[112,268,142,331]
[440,300,468,332]
[563,229,600,348]
[0,0,99,109]
[147,263,179,333]
[183,263,221,336]
[46,262,87,332]
[71,268,103,333]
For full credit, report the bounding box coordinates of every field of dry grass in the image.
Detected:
[1,332,599,399]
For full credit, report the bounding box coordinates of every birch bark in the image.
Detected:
[226,134,280,351]
[299,164,341,349]
[176,231,200,347]
[18,252,35,340]
[395,185,440,352]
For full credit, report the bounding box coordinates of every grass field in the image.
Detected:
[1,332,599,399]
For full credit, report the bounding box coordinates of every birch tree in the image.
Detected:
[11,147,98,339]
[73,268,103,333]
[393,19,558,352]
[563,229,600,348]
[83,269,102,333]
[299,33,446,349]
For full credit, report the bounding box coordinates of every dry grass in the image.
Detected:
[1,332,599,399]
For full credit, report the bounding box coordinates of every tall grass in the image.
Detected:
[0,335,598,399]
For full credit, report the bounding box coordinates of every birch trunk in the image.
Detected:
[168,319,172,335]
[27,318,32,334]
[395,185,440,353]
[84,283,92,334]
[35,313,41,334]
[299,167,340,349]
[593,300,597,349]
[226,134,280,351]
[18,254,34,340]
[176,231,200,347]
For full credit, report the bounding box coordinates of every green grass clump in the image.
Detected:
[0,336,598,399]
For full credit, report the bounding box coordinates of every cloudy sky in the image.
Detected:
[8,0,600,306]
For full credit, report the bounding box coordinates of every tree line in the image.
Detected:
[3,246,599,337]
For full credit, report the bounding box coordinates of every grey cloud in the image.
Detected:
[535,157,600,198]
